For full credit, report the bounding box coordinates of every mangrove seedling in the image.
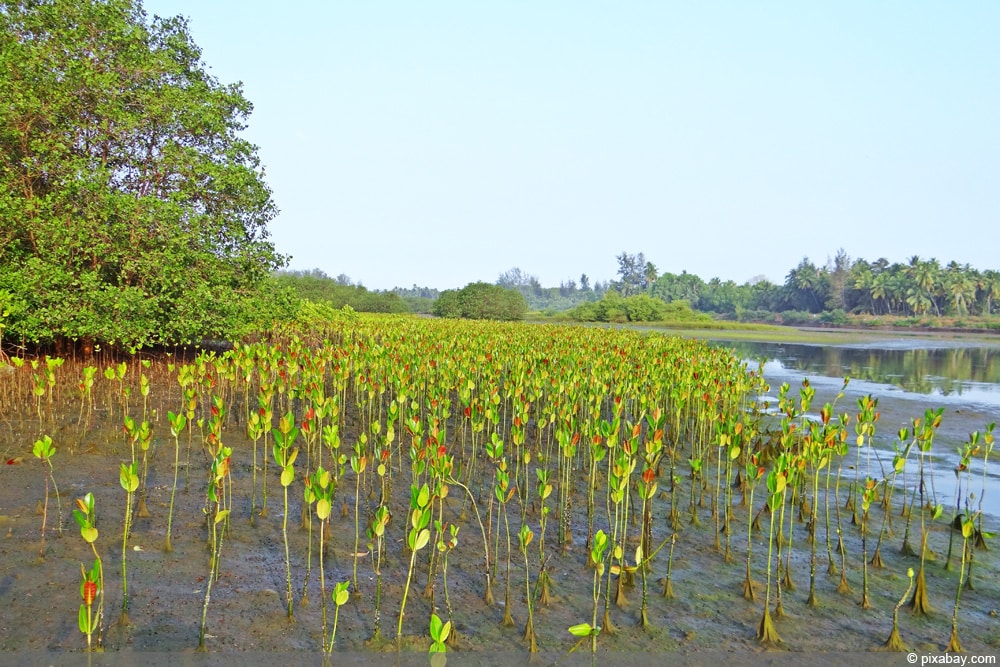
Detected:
[350,433,368,596]
[519,523,538,652]
[883,567,915,652]
[164,410,187,552]
[437,521,460,646]
[306,466,334,646]
[743,455,763,602]
[32,434,61,559]
[327,581,350,656]
[429,612,450,667]
[909,408,945,616]
[78,559,102,653]
[860,477,878,610]
[273,411,300,620]
[584,528,610,654]
[73,492,104,651]
[757,464,785,646]
[662,532,678,601]
[367,505,391,644]
[397,482,432,647]
[198,445,232,651]
[119,461,139,626]
[946,512,977,653]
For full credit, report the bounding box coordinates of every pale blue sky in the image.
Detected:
[143,1,999,291]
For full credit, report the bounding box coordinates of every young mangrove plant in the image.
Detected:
[883,567,915,652]
[909,408,944,616]
[742,454,763,601]
[78,366,97,438]
[944,437,975,571]
[437,522,460,646]
[519,523,538,652]
[860,477,879,610]
[636,465,657,627]
[273,411,300,620]
[398,482,432,647]
[757,463,786,646]
[967,422,995,588]
[871,429,912,570]
[367,505,391,644]
[662,532,678,601]
[32,434,61,560]
[946,512,978,653]
[571,527,609,655]
[350,432,368,596]
[118,461,139,626]
[198,444,232,651]
[535,466,555,605]
[327,581,350,657]
[446,474,494,605]
[164,410,187,552]
[73,492,104,651]
[306,466,334,646]
[428,612,451,667]
[78,559,102,654]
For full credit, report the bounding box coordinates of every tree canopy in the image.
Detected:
[0,0,287,349]
[433,282,527,321]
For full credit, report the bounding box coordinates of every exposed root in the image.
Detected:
[837,571,852,595]
[756,606,781,646]
[602,608,618,636]
[946,627,962,654]
[908,565,931,616]
[742,577,757,602]
[882,626,907,652]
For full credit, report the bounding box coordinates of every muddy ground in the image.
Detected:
[0,375,998,664]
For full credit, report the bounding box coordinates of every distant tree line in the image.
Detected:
[497,267,611,312]
[645,250,1000,321]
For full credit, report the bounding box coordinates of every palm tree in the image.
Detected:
[871,272,891,315]
[644,262,658,292]
[980,270,1000,316]
[944,263,975,317]
[905,257,942,317]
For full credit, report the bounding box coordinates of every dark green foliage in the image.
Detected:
[566,292,711,324]
[0,0,286,347]
[432,282,527,321]
[273,270,410,314]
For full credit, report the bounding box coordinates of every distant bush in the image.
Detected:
[777,310,814,326]
[432,283,527,321]
[565,293,712,324]
[819,309,849,325]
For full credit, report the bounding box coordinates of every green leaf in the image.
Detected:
[414,528,430,551]
[334,581,350,607]
[78,604,90,634]
[440,620,451,644]
[81,526,98,544]
[429,613,443,641]
[568,623,592,637]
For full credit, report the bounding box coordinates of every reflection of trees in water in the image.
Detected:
[721,342,1000,396]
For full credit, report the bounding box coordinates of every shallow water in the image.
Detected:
[710,337,1000,521]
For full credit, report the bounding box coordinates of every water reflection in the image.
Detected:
[716,341,1000,403]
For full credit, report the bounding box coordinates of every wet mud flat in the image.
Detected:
[1,406,998,663]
